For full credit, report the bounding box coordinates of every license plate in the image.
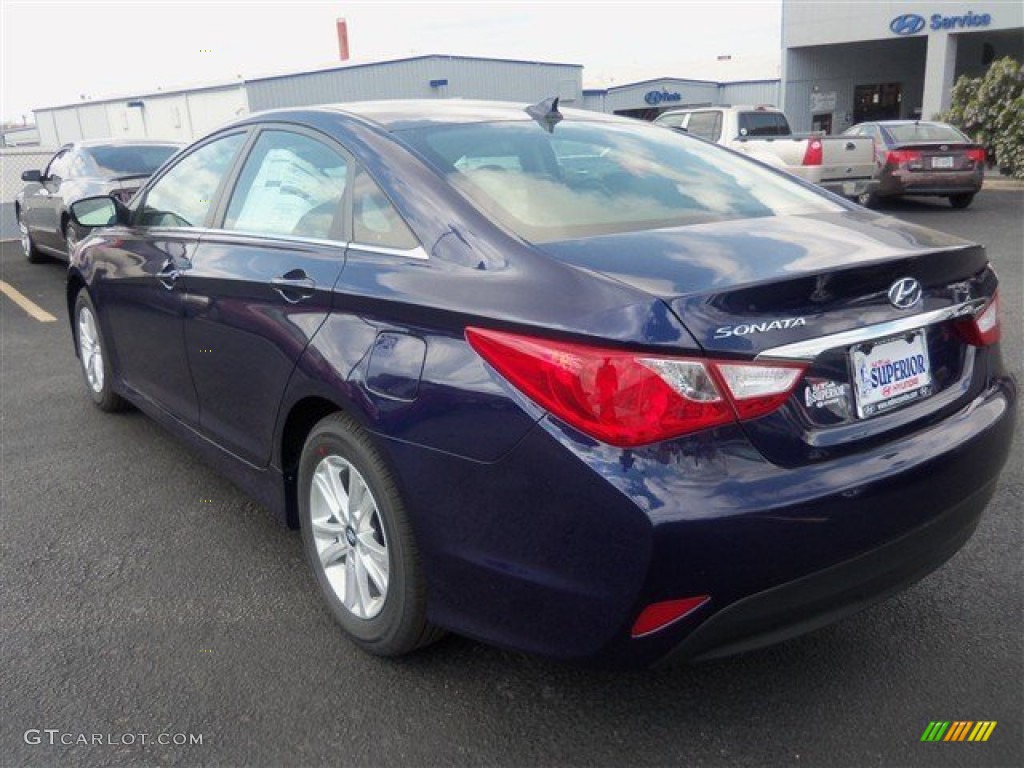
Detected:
[850,331,933,418]
[932,156,954,169]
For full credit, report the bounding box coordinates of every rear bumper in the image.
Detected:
[878,169,984,197]
[660,476,994,664]
[384,373,1015,667]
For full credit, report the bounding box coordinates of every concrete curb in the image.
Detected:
[984,178,1024,191]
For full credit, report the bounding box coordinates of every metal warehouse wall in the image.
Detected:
[33,85,249,145]
[783,37,927,133]
[718,81,781,107]
[245,56,582,111]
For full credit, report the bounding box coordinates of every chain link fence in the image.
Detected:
[1,147,57,240]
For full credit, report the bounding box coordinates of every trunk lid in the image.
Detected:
[538,210,996,463]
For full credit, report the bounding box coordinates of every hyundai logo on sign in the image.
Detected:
[888,278,923,309]
[890,13,926,35]
[644,90,682,106]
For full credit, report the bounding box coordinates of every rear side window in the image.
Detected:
[224,130,348,240]
[739,112,791,137]
[685,111,723,142]
[351,167,419,250]
[139,133,245,228]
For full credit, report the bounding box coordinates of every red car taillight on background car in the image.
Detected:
[966,148,986,166]
[802,139,823,166]
[887,149,923,169]
[466,328,807,448]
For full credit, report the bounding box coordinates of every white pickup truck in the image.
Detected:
[654,106,878,199]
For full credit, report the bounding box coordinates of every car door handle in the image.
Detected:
[158,258,181,290]
[271,270,316,303]
[845,142,857,151]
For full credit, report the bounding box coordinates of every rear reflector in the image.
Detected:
[802,139,823,166]
[955,293,1001,347]
[466,327,806,447]
[632,596,710,638]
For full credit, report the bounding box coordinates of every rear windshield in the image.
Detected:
[738,111,791,137]
[882,123,969,144]
[85,145,179,177]
[399,119,840,243]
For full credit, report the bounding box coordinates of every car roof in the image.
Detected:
[867,120,951,127]
[268,99,630,131]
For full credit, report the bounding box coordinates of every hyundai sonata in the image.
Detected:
[67,100,1016,666]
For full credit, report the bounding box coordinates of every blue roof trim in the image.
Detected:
[246,54,583,85]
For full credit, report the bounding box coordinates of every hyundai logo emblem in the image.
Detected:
[890,13,926,35]
[888,277,923,309]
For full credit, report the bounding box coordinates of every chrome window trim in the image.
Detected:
[349,241,429,260]
[200,228,350,250]
[756,299,987,361]
[120,225,429,259]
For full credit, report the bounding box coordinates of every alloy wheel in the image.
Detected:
[309,455,390,619]
[77,305,105,393]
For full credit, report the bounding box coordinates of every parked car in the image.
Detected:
[16,140,180,263]
[654,105,878,199]
[66,100,1015,667]
[842,120,985,209]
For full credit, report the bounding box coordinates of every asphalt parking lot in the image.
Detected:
[2,191,1022,768]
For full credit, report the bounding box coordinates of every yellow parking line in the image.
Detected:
[0,280,58,323]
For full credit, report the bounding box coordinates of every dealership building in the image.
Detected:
[19,5,1024,146]
[781,1,1024,134]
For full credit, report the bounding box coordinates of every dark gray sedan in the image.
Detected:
[843,121,985,209]
[16,140,180,263]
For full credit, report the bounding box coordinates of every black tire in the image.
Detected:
[73,290,126,412]
[18,213,45,264]
[949,193,975,209]
[856,191,879,209]
[298,412,444,656]
[63,217,81,259]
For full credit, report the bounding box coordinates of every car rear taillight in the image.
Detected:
[887,149,923,168]
[802,139,823,166]
[955,293,1001,347]
[966,148,986,165]
[466,328,807,447]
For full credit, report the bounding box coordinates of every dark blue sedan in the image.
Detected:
[67,100,1016,666]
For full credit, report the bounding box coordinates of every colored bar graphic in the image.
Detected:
[921,721,996,742]
[921,722,950,741]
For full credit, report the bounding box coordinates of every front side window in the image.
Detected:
[45,149,71,182]
[224,130,348,240]
[351,167,419,249]
[402,120,841,243]
[138,133,245,228]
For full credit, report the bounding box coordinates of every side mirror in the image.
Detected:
[70,196,126,228]
[21,169,42,183]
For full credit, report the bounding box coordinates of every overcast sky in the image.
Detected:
[1,0,782,125]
